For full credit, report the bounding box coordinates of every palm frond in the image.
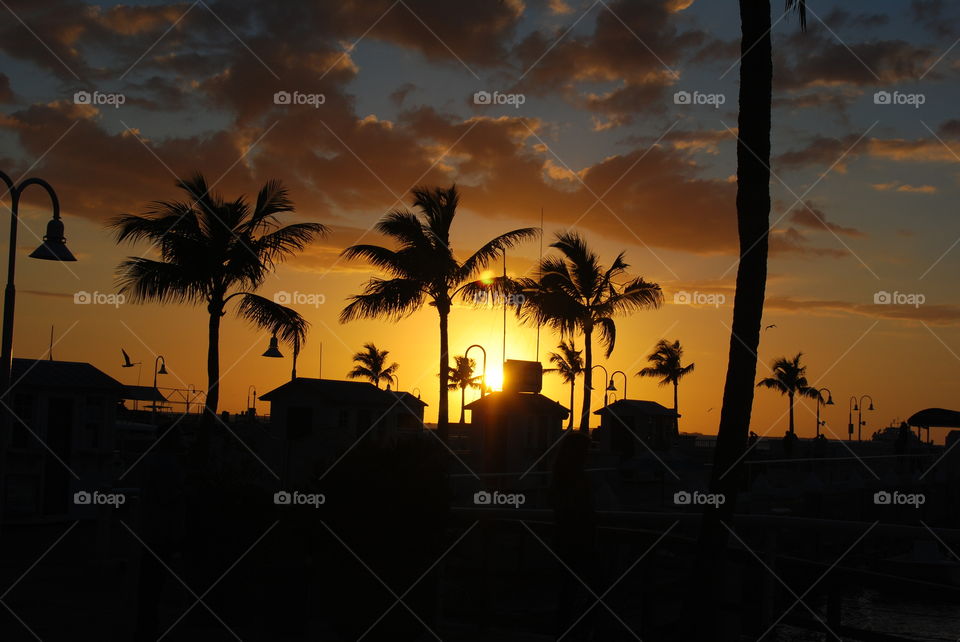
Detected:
[235,293,308,346]
[339,278,425,323]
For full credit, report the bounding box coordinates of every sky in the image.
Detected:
[1,0,959,440]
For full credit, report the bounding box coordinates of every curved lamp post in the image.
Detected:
[815,387,833,438]
[388,374,399,391]
[151,355,167,421]
[857,394,875,442]
[465,344,488,396]
[591,364,612,408]
[247,385,257,413]
[610,370,627,401]
[0,171,76,396]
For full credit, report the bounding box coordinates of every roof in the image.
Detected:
[121,385,168,402]
[907,408,960,428]
[464,391,568,417]
[11,359,123,393]
[386,390,428,407]
[260,378,415,407]
[594,399,678,417]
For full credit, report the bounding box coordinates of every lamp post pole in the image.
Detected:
[611,370,627,401]
[0,171,76,533]
[465,344,488,396]
[815,387,833,438]
[857,394,875,442]
[0,172,76,395]
[152,355,167,423]
[591,364,610,408]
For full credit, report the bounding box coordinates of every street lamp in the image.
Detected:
[857,394,875,442]
[815,387,833,438]
[0,171,76,398]
[262,333,284,358]
[465,344,488,396]
[387,374,399,391]
[152,355,167,422]
[247,385,257,414]
[591,364,611,407]
[610,370,627,401]
[848,396,858,442]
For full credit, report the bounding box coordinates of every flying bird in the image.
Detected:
[764,324,777,331]
[121,348,139,368]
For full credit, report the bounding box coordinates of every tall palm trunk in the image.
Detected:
[568,380,575,430]
[673,381,679,434]
[459,386,466,424]
[689,1,772,638]
[579,327,593,432]
[438,307,450,439]
[205,299,223,419]
[788,392,795,435]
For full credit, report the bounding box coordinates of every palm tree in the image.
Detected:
[756,353,819,436]
[347,342,398,388]
[340,185,537,439]
[447,356,482,424]
[516,232,662,432]
[692,4,807,636]
[637,339,694,431]
[544,340,583,430]
[110,174,327,419]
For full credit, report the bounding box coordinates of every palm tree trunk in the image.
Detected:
[568,380,575,430]
[460,386,467,424]
[579,328,593,432]
[437,308,450,440]
[205,303,222,419]
[788,392,795,435]
[674,381,680,435]
[689,2,772,639]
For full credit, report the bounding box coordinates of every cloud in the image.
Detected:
[871,182,937,194]
[787,202,865,238]
[766,295,960,326]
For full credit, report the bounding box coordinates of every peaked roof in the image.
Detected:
[464,391,568,416]
[11,359,123,393]
[594,399,678,417]
[260,377,423,407]
[122,385,168,402]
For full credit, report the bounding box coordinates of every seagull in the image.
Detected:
[764,324,777,331]
[121,348,139,368]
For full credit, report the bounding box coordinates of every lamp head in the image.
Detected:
[606,378,617,392]
[262,335,284,358]
[157,362,168,375]
[868,402,875,411]
[825,393,834,405]
[29,217,76,261]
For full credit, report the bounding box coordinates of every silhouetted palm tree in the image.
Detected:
[545,340,583,430]
[693,4,806,636]
[110,174,327,418]
[447,356,482,424]
[340,185,537,439]
[347,342,398,388]
[517,232,662,432]
[756,352,818,436]
[637,339,694,430]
